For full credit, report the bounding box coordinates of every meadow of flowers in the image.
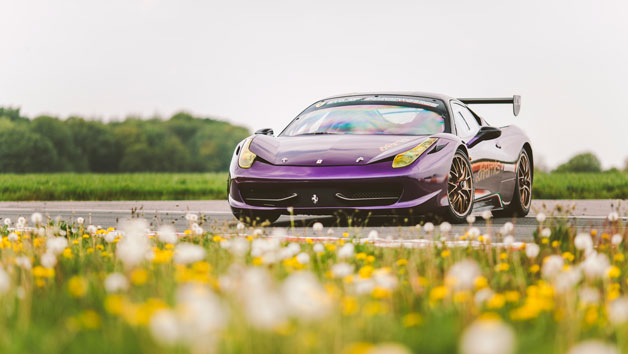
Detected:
[0,206,626,354]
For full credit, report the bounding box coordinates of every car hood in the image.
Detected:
[249,134,431,166]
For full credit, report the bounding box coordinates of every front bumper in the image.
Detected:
[228,158,450,216]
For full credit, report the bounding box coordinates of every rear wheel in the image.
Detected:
[232,208,280,226]
[494,149,532,217]
[444,150,475,223]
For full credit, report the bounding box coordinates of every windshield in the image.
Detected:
[281,97,447,136]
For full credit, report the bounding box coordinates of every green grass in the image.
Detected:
[534,171,628,199]
[0,172,626,201]
[0,173,228,201]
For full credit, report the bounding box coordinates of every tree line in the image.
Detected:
[0,107,250,172]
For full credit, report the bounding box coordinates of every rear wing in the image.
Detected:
[458,95,521,116]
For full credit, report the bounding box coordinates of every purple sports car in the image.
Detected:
[228,92,533,224]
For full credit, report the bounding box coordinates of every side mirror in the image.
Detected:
[255,128,274,136]
[466,126,501,148]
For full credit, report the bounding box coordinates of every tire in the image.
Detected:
[232,208,280,226]
[493,149,532,218]
[443,150,475,223]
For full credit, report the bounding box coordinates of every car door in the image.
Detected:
[451,102,510,206]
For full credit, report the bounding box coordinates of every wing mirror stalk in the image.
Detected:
[466,126,501,148]
[255,128,274,136]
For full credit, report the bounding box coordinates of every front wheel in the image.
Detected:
[232,208,280,226]
[443,150,475,223]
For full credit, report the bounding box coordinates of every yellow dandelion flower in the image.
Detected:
[80,310,102,330]
[529,264,540,273]
[371,287,392,299]
[608,265,621,278]
[562,252,574,262]
[487,293,506,309]
[62,248,73,259]
[130,268,149,286]
[359,265,374,279]
[396,258,408,266]
[68,276,88,298]
[430,286,448,302]
[366,255,375,263]
[474,276,488,290]
[552,241,560,248]
[441,249,451,258]
[541,238,549,245]
[505,290,521,303]
[614,253,625,263]
[499,252,508,260]
[495,263,510,272]
[402,312,422,327]
[356,252,367,260]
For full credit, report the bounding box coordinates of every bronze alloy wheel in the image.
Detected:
[517,152,532,209]
[447,153,474,217]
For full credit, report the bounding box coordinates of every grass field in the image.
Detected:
[0,172,626,201]
[0,205,626,353]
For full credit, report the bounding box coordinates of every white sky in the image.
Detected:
[1,0,627,169]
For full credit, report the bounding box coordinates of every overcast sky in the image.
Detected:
[1,0,626,169]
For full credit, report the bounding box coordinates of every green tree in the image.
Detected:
[0,125,59,172]
[31,116,83,171]
[554,152,602,173]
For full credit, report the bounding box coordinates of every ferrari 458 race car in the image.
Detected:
[228,92,533,224]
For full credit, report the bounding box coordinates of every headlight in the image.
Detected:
[238,138,256,169]
[392,138,438,168]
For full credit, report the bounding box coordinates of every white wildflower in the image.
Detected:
[554,268,582,294]
[104,231,117,243]
[286,206,294,214]
[185,213,198,222]
[41,252,57,268]
[542,255,564,279]
[3,218,11,226]
[253,228,263,236]
[31,212,43,224]
[296,252,310,264]
[104,273,129,293]
[282,271,331,320]
[337,243,355,259]
[331,262,354,278]
[536,212,546,223]
[149,310,181,345]
[466,215,476,224]
[474,288,495,306]
[503,235,515,246]
[440,222,452,233]
[313,243,325,253]
[116,219,151,268]
[87,225,98,234]
[574,233,593,251]
[312,222,323,232]
[236,222,245,231]
[579,286,600,305]
[15,256,31,269]
[76,217,84,224]
[157,225,178,244]
[501,222,514,234]
[568,341,619,354]
[8,232,18,242]
[460,318,515,354]
[608,211,619,222]
[174,243,206,264]
[468,227,481,238]
[580,252,610,280]
[46,237,68,255]
[0,267,10,294]
[541,228,551,238]
[612,234,623,246]
[525,243,540,258]
[608,297,628,325]
[423,222,434,233]
[481,210,492,220]
[446,260,481,291]
[368,230,379,241]
[17,216,26,226]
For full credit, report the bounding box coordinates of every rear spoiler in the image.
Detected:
[458,95,521,116]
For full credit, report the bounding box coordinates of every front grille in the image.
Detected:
[239,182,402,208]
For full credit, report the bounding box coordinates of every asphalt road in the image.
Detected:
[0,200,626,241]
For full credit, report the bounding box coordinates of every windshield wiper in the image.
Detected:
[295,132,341,136]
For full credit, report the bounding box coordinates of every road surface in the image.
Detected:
[0,200,625,241]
